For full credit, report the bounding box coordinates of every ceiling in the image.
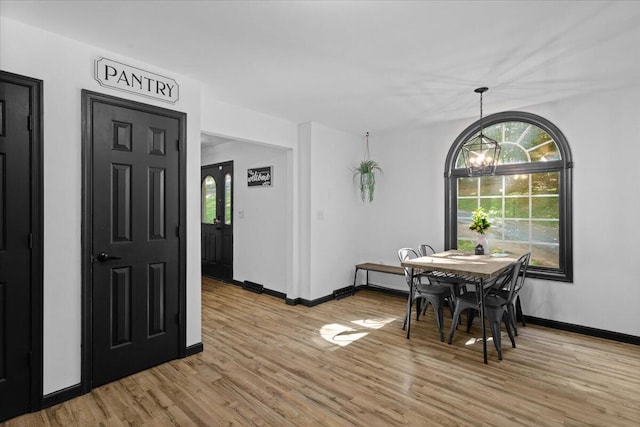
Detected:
[2,0,640,135]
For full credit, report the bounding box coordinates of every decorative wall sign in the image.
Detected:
[94,57,179,104]
[247,166,272,187]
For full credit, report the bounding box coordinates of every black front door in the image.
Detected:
[83,91,185,388]
[0,72,42,421]
[201,162,233,282]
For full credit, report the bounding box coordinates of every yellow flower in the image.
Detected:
[469,208,491,234]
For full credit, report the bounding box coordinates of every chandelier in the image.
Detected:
[461,87,501,176]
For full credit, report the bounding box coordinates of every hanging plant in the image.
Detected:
[353,132,382,202]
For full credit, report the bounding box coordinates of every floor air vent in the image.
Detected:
[333,286,354,300]
[243,280,264,294]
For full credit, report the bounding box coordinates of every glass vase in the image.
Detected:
[475,234,489,255]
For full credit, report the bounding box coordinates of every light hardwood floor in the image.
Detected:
[4,277,640,426]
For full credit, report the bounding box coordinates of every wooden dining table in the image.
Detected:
[401,250,519,363]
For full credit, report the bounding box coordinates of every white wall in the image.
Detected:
[199,122,367,302]
[200,95,298,150]
[521,86,640,336]
[307,123,367,300]
[201,140,288,293]
[364,86,640,337]
[0,17,203,394]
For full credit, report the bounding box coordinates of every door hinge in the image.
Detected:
[175,313,181,325]
[176,226,181,237]
[28,351,33,368]
[27,115,33,131]
[176,139,180,151]
[28,233,33,249]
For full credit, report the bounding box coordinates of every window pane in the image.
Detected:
[457,239,476,252]
[524,127,560,162]
[532,196,559,219]
[455,172,561,267]
[504,197,529,218]
[479,198,501,216]
[458,198,477,216]
[531,243,559,268]
[483,218,503,242]
[455,121,561,167]
[224,173,232,225]
[532,172,559,195]
[504,121,530,144]
[499,242,531,258]
[502,219,529,242]
[458,177,478,196]
[479,175,502,197]
[483,123,503,143]
[201,176,216,224]
[504,175,529,195]
[532,220,559,245]
[500,142,529,164]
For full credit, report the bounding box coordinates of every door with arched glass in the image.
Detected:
[201,161,233,281]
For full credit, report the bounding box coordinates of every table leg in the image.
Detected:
[406,268,414,339]
[479,278,487,364]
[353,267,359,288]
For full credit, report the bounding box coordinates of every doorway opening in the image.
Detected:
[201,161,234,282]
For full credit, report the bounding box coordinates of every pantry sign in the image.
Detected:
[94,57,179,104]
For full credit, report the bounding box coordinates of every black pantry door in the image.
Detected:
[82,91,185,388]
[201,162,233,282]
[0,72,43,421]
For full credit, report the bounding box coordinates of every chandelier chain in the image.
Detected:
[365,131,370,160]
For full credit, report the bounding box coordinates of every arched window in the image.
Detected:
[445,111,573,282]
[201,176,216,224]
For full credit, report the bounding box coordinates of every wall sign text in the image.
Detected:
[247,166,272,187]
[94,57,179,104]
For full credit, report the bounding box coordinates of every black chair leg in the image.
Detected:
[515,295,526,327]
[504,312,516,348]
[433,302,445,342]
[507,305,518,336]
[448,304,464,344]
[491,319,503,360]
[466,308,476,333]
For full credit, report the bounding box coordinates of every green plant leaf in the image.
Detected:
[354,159,382,202]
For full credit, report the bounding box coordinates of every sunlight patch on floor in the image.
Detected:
[320,323,367,347]
[465,333,508,346]
[350,317,395,330]
[320,317,396,346]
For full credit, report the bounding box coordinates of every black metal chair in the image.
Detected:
[418,243,467,307]
[487,252,531,336]
[398,248,452,341]
[417,243,436,257]
[446,259,523,360]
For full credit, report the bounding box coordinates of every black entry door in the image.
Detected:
[0,74,38,421]
[201,162,233,282]
[83,91,185,388]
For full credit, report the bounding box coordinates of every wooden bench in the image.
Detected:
[353,263,404,288]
